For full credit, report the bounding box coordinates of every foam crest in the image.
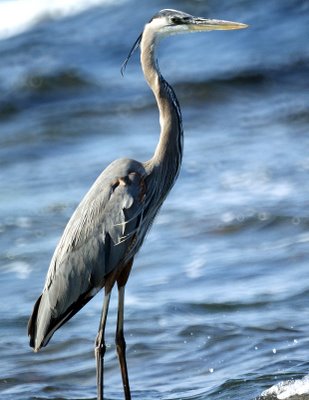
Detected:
[261,375,309,399]
[0,0,121,40]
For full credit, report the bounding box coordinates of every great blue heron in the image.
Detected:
[28,9,247,400]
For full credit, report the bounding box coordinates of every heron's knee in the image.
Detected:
[95,335,106,357]
[95,343,106,360]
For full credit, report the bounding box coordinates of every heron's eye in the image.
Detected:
[170,16,189,25]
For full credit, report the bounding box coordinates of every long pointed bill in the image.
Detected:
[190,18,248,31]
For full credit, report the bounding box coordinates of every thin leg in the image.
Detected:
[116,285,131,400]
[95,290,111,400]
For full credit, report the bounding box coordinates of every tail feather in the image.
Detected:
[27,289,97,351]
[28,294,42,349]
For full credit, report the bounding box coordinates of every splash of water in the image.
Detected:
[261,375,309,399]
[0,0,126,40]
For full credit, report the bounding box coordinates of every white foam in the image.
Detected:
[0,0,123,40]
[261,375,309,399]
[221,170,293,205]
[185,248,207,279]
[2,261,31,279]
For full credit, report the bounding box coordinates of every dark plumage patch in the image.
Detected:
[104,232,111,268]
[29,289,96,350]
[170,16,190,25]
[28,294,42,348]
[150,9,191,23]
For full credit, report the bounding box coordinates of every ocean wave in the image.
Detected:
[0,0,126,40]
[260,375,309,399]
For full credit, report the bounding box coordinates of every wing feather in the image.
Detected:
[28,158,147,350]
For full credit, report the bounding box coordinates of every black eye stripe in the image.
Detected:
[171,16,190,24]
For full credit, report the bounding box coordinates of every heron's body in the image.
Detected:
[28,9,247,400]
[29,159,147,348]
[29,151,181,349]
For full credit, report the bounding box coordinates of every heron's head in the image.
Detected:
[148,9,248,37]
[121,9,247,75]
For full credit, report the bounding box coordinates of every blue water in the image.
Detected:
[0,0,309,399]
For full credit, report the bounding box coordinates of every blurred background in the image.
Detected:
[0,0,308,399]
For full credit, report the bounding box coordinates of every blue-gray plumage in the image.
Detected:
[31,159,148,347]
[28,9,247,400]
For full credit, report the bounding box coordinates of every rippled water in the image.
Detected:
[1,0,309,399]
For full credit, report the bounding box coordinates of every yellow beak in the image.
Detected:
[189,18,248,31]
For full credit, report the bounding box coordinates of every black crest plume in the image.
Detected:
[121,33,142,76]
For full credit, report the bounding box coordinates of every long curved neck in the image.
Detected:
[140,26,183,189]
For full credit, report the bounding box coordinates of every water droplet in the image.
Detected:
[272,348,277,354]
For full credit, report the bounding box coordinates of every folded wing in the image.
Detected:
[28,158,147,351]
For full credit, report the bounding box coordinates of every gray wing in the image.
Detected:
[28,158,147,351]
